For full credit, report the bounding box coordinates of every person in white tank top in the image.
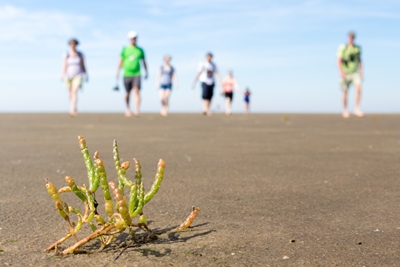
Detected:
[61,38,88,117]
[192,52,222,116]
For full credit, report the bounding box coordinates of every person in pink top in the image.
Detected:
[221,70,241,115]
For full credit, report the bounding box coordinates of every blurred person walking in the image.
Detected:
[337,31,364,118]
[221,70,241,115]
[156,55,178,117]
[62,38,88,117]
[116,31,148,117]
[244,88,251,114]
[192,52,222,116]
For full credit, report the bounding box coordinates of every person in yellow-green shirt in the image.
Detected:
[337,31,364,118]
[116,31,148,117]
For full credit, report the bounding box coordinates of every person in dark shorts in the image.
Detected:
[156,55,178,116]
[116,31,148,117]
[222,70,241,115]
[192,52,222,116]
[244,88,251,114]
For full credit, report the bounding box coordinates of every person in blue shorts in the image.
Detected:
[156,55,178,116]
[244,88,251,114]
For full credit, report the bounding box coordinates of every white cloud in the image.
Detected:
[0,5,90,42]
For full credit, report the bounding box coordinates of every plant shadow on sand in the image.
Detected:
[49,221,214,265]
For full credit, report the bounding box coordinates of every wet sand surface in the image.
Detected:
[1,113,400,266]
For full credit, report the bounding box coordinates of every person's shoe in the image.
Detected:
[342,110,350,118]
[354,109,364,117]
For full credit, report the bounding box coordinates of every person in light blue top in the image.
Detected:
[156,55,178,116]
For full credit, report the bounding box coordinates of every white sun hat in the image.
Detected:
[127,31,138,39]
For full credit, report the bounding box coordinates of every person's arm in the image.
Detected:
[215,71,222,88]
[337,57,346,79]
[336,45,346,79]
[156,68,161,89]
[61,54,67,81]
[233,78,241,92]
[192,71,202,89]
[116,58,123,79]
[142,58,148,79]
[358,49,363,80]
[359,61,363,80]
[80,53,88,82]
[172,71,179,89]
[221,77,227,94]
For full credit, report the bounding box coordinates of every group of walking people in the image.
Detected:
[62,30,364,118]
[62,30,251,117]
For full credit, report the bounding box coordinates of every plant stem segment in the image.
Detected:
[78,136,95,191]
[176,207,201,231]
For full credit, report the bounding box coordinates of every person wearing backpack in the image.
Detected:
[61,38,88,117]
[337,31,364,118]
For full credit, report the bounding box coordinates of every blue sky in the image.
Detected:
[0,0,399,113]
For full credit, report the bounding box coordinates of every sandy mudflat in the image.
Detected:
[0,113,400,266]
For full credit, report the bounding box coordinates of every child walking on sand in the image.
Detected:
[221,70,240,116]
[244,88,251,114]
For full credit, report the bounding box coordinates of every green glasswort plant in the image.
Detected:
[44,136,166,255]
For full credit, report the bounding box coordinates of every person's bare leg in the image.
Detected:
[244,102,249,114]
[342,90,350,118]
[133,87,140,116]
[159,89,169,116]
[202,100,211,116]
[69,85,79,117]
[159,89,165,116]
[225,97,231,115]
[354,84,364,117]
[163,90,171,116]
[125,91,132,117]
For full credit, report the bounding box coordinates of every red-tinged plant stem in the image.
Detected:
[61,224,116,255]
[176,207,201,231]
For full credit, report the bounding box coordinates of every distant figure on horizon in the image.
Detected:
[156,55,178,117]
[192,52,222,116]
[116,31,148,117]
[62,38,88,117]
[222,70,241,115]
[244,88,251,114]
[337,31,364,118]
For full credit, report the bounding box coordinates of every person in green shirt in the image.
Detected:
[116,31,148,117]
[337,31,364,118]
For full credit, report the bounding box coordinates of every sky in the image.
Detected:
[0,0,399,113]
